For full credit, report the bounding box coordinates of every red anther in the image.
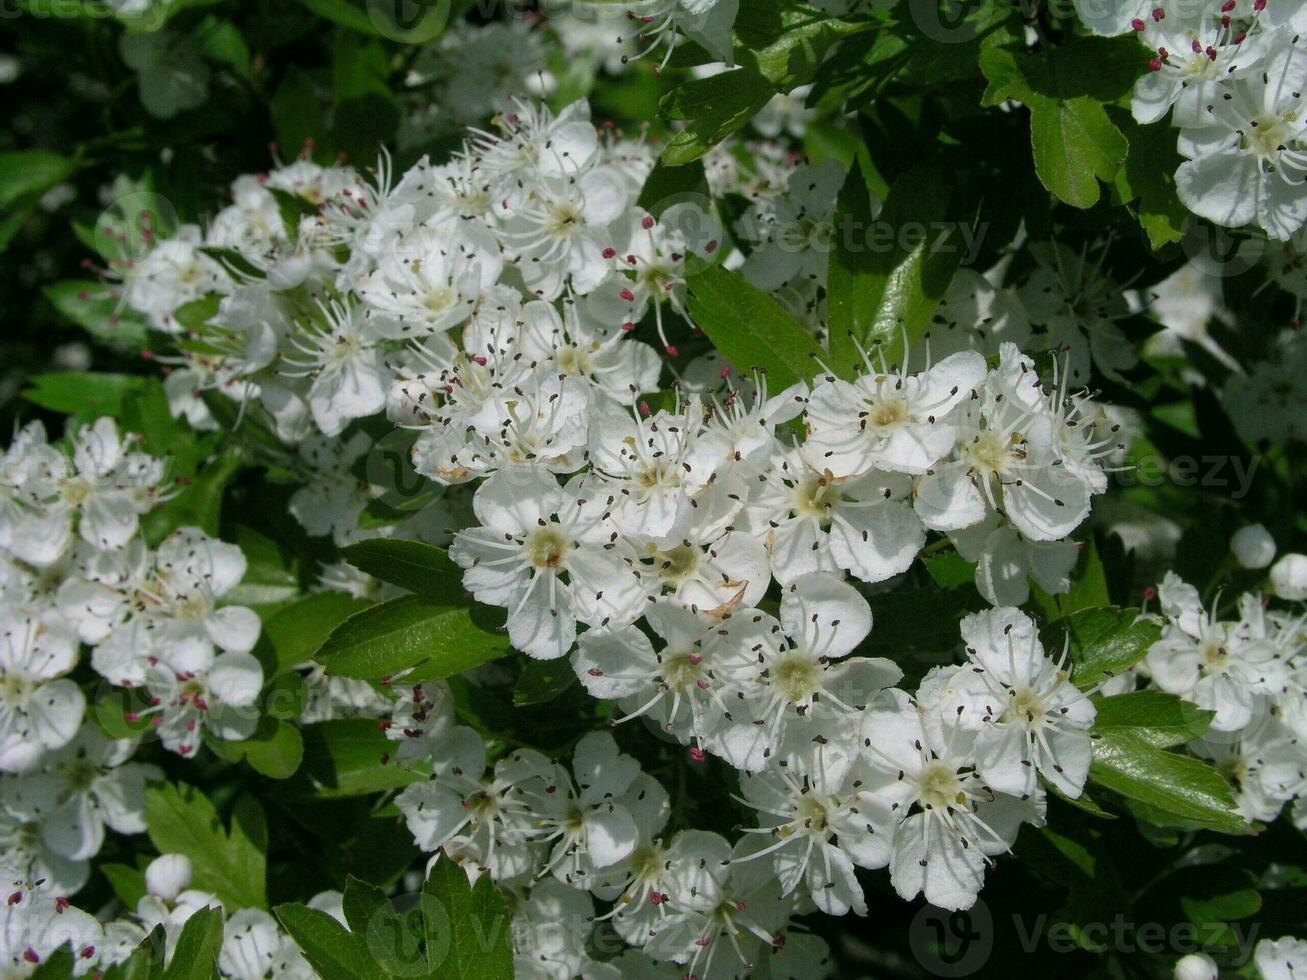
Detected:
[378,720,392,731]
[124,712,139,724]
[638,401,652,417]
[649,891,665,905]
[80,947,96,959]
[736,901,747,912]
[641,215,655,229]
[472,355,488,366]
[696,679,710,689]
[179,744,193,755]
[689,747,705,762]
[694,938,712,947]
[7,892,21,906]
[1233,29,1246,41]
[665,345,679,357]
[687,654,702,665]
[1221,0,1235,10]
[1206,45,1218,59]
[602,247,617,259]
[55,897,69,913]
[23,950,39,964]
[1144,585,1157,600]
[587,668,604,676]
[1253,0,1265,10]
[619,288,636,302]
[1192,38,1203,52]
[1131,17,1146,29]
[719,365,731,379]
[621,321,636,332]
[705,239,718,253]
[1151,6,1165,18]
[1158,46,1169,58]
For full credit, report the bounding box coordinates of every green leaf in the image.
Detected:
[659,67,776,165]
[292,719,426,798]
[275,903,376,980]
[160,906,225,980]
[745,10,869,93]
[1092,691,1213,748]
[197,17,252,78]
[207,717,306,779]
[270,68,327,160]
[514,659,578,706]
[101,863,149,909]
[1031,537,1109,620]
[826,157,965,373]
[1111,109,1189,249]
[30,947,76,979]
[826,156,879,375]
[338,539,463,602]
[259,591,375,675]
[145,783,267,909]
[637,160,709,217]
[980,39,1145,208]
[1040,606,1160,691]
[0,150,76,212]
[296,0,382,35]
[685,265,824,388]
[141,444,243,544]
[23,372,150,420]
[344,876,426,976]
[1089,730,1247,834]
[42,281,150,348]
[421,856,513,979]
[316,595,511,681]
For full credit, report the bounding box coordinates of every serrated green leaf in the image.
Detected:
[1040,606,1159,691]
[42,280,150,348]
[260,591,375,675]
[338,539,462,602]
[316,595,511,680]
[1089,730,1247,834]
[421,856,513,979]
[275,903,376,980]
[160,906,224,980]
[685,265,823,388]
[23,372,151,420]
[291,719,426,798]
[145,783,267,909]
[659,68,775,165]
[208,716,305,779]
[1092,691,1213,748]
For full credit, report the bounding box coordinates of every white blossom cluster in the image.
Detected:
[1081,0,1307,239]
[1137,536,1307,827]
[391,604,1093,979]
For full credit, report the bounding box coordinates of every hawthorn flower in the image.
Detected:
[859,687,1045,910]
[573,599,737,748]
[948,514,1080,606]
[1174,38,1307,240]
[281,299,392,437]
[803,349,987,478]
[945,607,1097,798]
[746,450,925,586]
[395,727,551,883]
[533,732,644,887]
[0,608,84,773]
[709,573,900,774]
[219,908,314,980]
[737,160,844,291]
[451,468,645,659]
[1146,575,1289,731]
[586,397,728,539]
[0,725,160,862]
[0,881,102,976]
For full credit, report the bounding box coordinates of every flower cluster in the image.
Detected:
[1087,0,1307,239]
[1140,550,1307,826]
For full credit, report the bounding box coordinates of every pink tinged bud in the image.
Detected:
[689,747,706,762]
[602,247,616,259]
[1131,17,1145,29]
[619,288,636,302]
[642,215,655,229]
